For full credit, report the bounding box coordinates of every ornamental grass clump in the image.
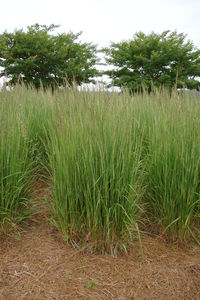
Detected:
[48,89,146,251]
[0,89,34,226]
[144,92,200,241]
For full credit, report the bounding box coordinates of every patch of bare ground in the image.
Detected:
[0,183,200,299]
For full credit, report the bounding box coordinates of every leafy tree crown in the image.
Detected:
[0,24,99,89]
[104,31,200,92]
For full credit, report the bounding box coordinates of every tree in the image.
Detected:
[0,24,99,89]
[104,31,200,92]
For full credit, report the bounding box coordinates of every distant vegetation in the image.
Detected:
[0,24,99,89]
[0,25,199,91]
[0,86,200,251]
[104,31,200,92]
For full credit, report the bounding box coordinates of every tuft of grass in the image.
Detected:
[47,89,146,252]
[1,85,200,249]
[144,96,200,241]
[0,89,34,229]
[87,279,98,289]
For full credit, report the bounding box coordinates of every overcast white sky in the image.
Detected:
[0,0,200,48]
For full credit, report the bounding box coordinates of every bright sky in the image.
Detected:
[0,0,200,48]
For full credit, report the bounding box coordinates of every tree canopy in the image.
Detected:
[104,31,200,92]
[0,24,99,89]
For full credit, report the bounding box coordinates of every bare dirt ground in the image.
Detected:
[0,183,200,300]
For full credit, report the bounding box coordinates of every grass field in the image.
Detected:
[0,85,200,252]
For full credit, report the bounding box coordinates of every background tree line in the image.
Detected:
[0,24,200,92]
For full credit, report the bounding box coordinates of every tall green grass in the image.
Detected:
[48,90,146,251]
[23,89,55,177]
[144,95,200,241]
[0,86,54,230]
[0,85,200,249]
[0,89,34,228]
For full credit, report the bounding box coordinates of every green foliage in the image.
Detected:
[0,24,99,89]
[87,279,98,289]
[136,93,200,240]
[1,85,200,249]
[47,89,145,252]
[65,274,72,281]
[0,89,34,224]
[104,31,200,92]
